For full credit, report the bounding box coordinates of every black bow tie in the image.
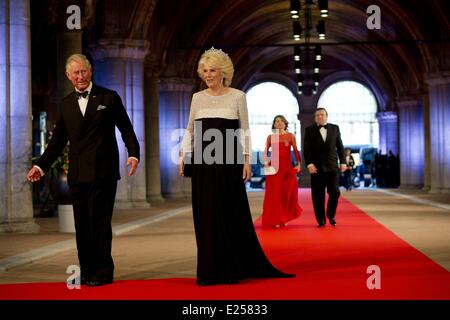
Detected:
[318,124,328,129]
[75,91,89,99]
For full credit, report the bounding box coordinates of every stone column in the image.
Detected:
[425,72,450,193]
[90,39,149,208]
[422,93,431,192]
[158,78,194,198]
[56,31,82,100]
[143,60,164,202]
[0,0,39,232]
[377,111,398,155]
[47,0,85,99]
[397,98,425,189]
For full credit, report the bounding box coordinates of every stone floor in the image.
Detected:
[0,188,449,284]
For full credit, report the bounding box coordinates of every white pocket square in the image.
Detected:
[97,105,107,111]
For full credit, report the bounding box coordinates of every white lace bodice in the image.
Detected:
[181,88,252,157]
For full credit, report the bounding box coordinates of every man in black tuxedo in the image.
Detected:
[27,54,140,286]
[303,108,346,228]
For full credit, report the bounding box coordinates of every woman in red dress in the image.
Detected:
[262,115,303,228]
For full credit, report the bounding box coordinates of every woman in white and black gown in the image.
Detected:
[179,47,295,286]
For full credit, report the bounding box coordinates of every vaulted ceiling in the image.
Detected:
[143,0,448,110]
[36,0,449,112]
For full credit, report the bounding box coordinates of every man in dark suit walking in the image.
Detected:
[27,53,140,286]
[303,108,346,228]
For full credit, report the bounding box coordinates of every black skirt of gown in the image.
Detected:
[191,118,294,284]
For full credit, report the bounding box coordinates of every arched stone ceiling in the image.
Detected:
[99,0,448,105]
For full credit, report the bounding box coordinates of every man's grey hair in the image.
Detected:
[65,54,92,72]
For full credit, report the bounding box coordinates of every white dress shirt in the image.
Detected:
[319,123,328,142]
[75,82,93,116]
[307,123,328,168]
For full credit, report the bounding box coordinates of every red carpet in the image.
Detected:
[1,189,449,300]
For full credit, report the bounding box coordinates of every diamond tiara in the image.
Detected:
[203,46,229,58]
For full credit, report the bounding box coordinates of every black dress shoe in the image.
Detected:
[317,223,325,228]
[86,278,113,287]
[329,218,337,226]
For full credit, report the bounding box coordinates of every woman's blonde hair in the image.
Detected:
[197,47,234,87]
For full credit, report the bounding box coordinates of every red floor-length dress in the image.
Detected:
[262,132,303,227]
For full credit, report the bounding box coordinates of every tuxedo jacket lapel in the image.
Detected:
[315,126,326,144]
[324,126,330,144]
[325,125,335,145]
[67,92,84,132]
[83,85,100,121]
[67,86,101,137]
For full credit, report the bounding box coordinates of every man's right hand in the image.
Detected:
[27,167,42,182]
[307,164,318,174]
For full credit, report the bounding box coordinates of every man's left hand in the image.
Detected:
[340,164,347,173]
[127,157,139,176]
